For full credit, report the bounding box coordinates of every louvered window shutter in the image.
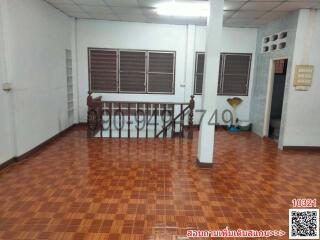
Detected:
[218,53,251,96]
[194,52,205,95]
[148,52,175,93]
[89,49,117,92]
[119,51,146,92]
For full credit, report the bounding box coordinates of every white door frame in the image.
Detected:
[263,57,288,137]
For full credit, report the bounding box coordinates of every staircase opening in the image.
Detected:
[87,93,195,139]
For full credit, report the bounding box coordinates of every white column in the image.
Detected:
[197,0,224,167]
[183,24,196,102]
[71,18,80,124]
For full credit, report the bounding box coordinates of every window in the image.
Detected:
[271,34,278,41]
[89,49,118,92]
[88,48,175,94]
[193,52,251,96]
[148,52,175,93]
[218,53,252,96]
[262,30,288,54]
[271,44,277,51]
[279,42,286,50]
[119,51,146,92]
[194,52,205,95]
[279,31,287,39]
[263,46,269,53]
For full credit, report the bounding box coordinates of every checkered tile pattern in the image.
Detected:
[0,126,319,239]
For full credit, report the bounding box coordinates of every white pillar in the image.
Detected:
[197,0,224,167]
[183,25,196,102]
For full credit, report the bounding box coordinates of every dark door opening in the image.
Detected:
[268,59,288,141]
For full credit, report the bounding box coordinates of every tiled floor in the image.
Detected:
[0,126,319,240]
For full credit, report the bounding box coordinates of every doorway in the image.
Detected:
[266,59,288,141]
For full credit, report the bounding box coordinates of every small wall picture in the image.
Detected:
[293,65,314,91]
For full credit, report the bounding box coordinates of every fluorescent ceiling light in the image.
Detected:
[155,1,209,18]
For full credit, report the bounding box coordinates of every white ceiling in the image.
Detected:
[44,0,320,27]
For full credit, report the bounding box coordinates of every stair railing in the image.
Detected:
[87,92,195,139]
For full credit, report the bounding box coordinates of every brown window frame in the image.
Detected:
[88,48,118,93]
[194,52,205,95]
[88,48,176,95]
[218,53,252,96]
[193,52,252,96]
[119,50,147,93]
[147,51,176,94]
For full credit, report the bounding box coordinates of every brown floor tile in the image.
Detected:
[0,126,319,239]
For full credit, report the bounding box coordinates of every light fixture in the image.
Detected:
[154,1,209,18]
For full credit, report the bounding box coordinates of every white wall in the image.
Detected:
[250,11,299,144]
[194,27,257,124]
[77,20,188,122]
[76,19,257,124]
[2,0,73,157]
[0,1,257,163]
[282,9,320,147]
[0,85,14,164]
[0,0,15,164]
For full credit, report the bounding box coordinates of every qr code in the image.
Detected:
[289,209,319,239]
